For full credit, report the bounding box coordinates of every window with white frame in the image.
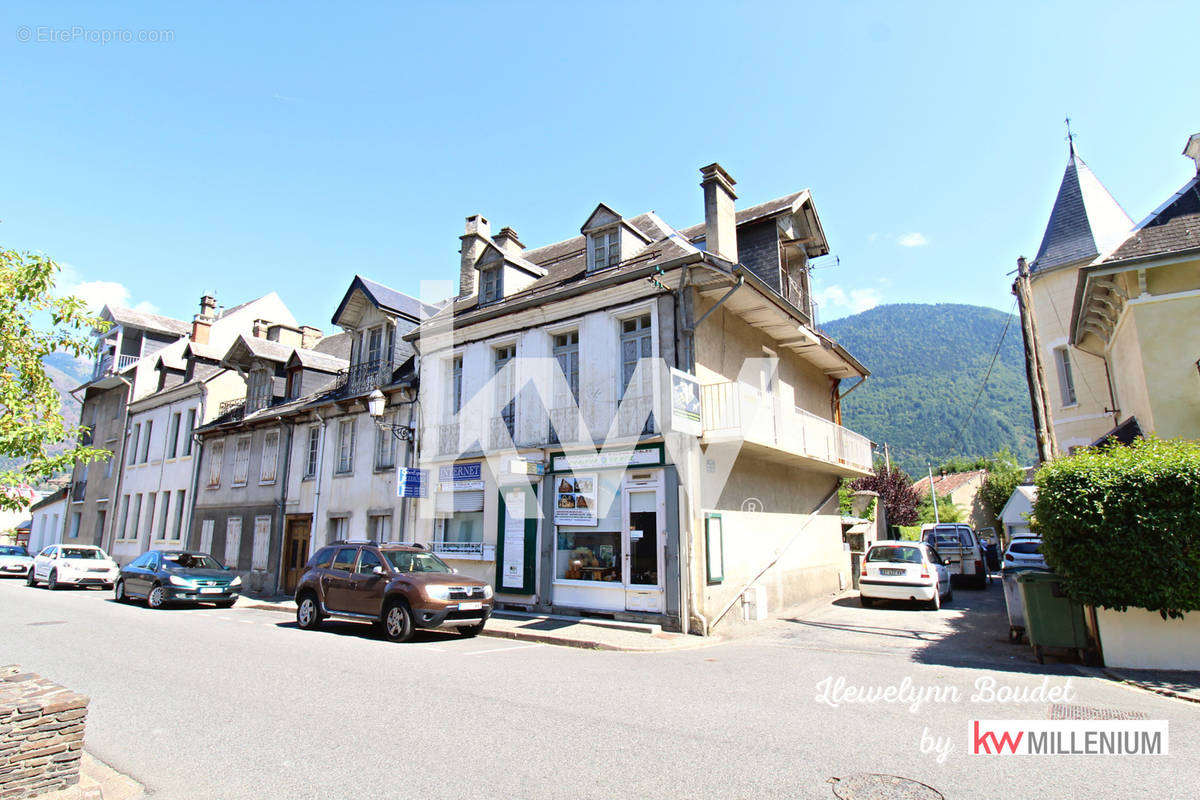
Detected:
[251,515,271,570]
[495,345,516,436]
[128,494,143,540]
[143,493,156,539]
[173,490,187,540]
[167,412,181,459]
[329,516,349,542]
[1055,347,1077,406]
[619,314,655,435]
[367,512,392,542]
[156,491,171,540]
[68,512,81,539]
[589,229,620,271]
[304,426,320,477]
[182,409,196,456]
[554,331,580,401]
[366,326,383,366]
[248,368,272,412]
[207,439,224,488]
[375,413,398,470]
[480,267,503,304]
[139,420,153,463]
[127,425,140,466]
[198,519,214,554]
[450,356,463,414]
[232,436,251,486]
[336,419,356,474]
[260,430,280,483]
[118,496,130,541]
[224,516,243,569]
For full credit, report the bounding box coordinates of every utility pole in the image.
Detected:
[927,464,940,525]
[883,442,891,472]
[1013,256,1059,462]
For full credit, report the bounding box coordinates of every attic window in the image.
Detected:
[589,229,619,271]
[480,267,503,305]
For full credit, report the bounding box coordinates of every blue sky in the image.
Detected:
[3,1,1196,329]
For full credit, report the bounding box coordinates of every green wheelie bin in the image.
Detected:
[1016,571,1091,664]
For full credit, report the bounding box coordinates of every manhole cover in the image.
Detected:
[830,773,944,800]
[1047,703,1148,720]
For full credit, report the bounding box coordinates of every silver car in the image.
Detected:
[0,545,34,578]
[1003,536,1047,570]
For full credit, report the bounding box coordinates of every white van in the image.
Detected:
[920,523,990,589]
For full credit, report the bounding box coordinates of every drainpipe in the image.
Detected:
[104,377,133,555]
[309,409,327,549]
[395,391,418,542]
[183,389,209,550]
[273,417,294,594]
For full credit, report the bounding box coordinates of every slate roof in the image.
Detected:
[332,276,443,328]
[290,348,349,373]
[1101,176,1200,263]
[677,191,807,241]
[912,469,988,499]
[312,332,352,361]
[1031,150,1132,272]
[105,307,191,337]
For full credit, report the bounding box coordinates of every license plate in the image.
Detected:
[880,568,905,576]
[458,601,482,611]
[200,587,224,595]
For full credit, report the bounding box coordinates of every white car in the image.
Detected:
[1003,535,1047,570]
[27,544,119,590]
[859,541,953,610]
[0,545,34,578]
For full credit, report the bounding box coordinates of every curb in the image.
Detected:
[1102,668,1200,706]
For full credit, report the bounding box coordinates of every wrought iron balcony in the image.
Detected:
[436,423,460,456]
[335,359,392,398]
[218,400,246,422]
[489,409,516,450]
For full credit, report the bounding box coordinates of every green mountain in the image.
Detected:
[823,303,1036,477]
[0,353,92,477]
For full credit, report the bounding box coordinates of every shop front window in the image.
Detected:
[556,531,621,582]
[434,511,484,556]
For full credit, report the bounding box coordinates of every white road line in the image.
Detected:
[238,619,256,624]
[421,646,447,652]
[464,643,543,656]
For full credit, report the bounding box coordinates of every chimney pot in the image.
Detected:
[700,163,739,262]
[493,226,525,257]
[300,326,322,350]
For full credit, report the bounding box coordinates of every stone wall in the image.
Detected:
[0,665,88,798]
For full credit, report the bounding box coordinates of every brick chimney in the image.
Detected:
[493,226,525,258]
[459,215,491,297]
[191,294,217,344]
[300,326,322,349]
[252,319,270,339]
[700,163,738,263]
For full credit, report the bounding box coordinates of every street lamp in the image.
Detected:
[366,389,415,441]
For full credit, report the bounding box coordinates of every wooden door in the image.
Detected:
[282,517,311,594]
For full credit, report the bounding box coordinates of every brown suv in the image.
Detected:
[293,541,493,642]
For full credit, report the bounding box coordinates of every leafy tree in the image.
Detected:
[0,249,111,510]
[916,491,964,524]
[850,465,919,527]
[978,454,1025,533]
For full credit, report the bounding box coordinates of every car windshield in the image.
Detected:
[60,547,103,560]
[867,546,925,564]
[1009,541,1042,555]
[162,553,224,570]
[383,550,452,573]
[0,545,30,557]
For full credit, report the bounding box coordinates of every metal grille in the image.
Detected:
[1047,704,1148,720]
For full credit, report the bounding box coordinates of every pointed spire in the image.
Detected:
[1030,140,1132,272]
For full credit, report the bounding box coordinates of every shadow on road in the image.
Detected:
[272,618,465,645]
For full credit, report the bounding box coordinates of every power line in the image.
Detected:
[951,299,1016,452]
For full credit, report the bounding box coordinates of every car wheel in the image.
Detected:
[114,579,129,603]
[147,583,166,609]
[458,621,486,638]
[296,593,322,630]
[26,569,37,587]
[860,595,874,608]
[382,600,414,643]
[47,570,59,591]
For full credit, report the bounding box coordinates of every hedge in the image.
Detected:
[1034,437,1200,619]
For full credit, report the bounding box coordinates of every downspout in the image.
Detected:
[105,376,133,555]
[703,485,839,635]
[184,388,209,550]
[396,391,418,542]
[309,409,327,548]
[273,417,294,594]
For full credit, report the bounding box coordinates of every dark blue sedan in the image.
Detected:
[115,550,242,608]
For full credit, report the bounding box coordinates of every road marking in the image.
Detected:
[421,646,448,652]
[464,643,543,656]
[238,619,256,624]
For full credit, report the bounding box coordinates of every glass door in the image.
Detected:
[622,474,663,611]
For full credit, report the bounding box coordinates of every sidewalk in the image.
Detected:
[34,753,143,800]
[1096,667,1200,704]
[235,595,714,652]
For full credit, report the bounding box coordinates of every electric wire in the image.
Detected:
[950,299,1016,453]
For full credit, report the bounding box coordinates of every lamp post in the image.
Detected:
[367,389,415,441]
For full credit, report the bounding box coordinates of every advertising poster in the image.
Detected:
[553,473,598,526]
[670,367,702,436]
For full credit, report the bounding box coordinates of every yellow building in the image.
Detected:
[1070,133,1200,441]
[1027,142,1134,451]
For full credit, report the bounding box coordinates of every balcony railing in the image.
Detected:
[436,423,460,456]
[335,359,392,398]
[218,400,246,422]
[431,541,483,556]
[548,406,580,445]
[92,353,139,380]
[701,381,872,473]
[489,409,516,450]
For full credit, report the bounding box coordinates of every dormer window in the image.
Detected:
[480,267,503,305]
[590,229,619,271]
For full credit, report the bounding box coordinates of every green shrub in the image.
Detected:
[1034,437,1200,619]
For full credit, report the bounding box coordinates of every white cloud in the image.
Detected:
[897,232,928,247]
[815,285,882,318]
[57,264,159,314]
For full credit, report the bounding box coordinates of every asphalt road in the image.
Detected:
[2,576,1195,800]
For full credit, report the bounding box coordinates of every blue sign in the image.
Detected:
[438,462,482,482]
[397,468,427,499]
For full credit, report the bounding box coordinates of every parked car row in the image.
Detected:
[4,538,496,644]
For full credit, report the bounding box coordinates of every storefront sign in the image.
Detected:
[439,462,482,482]
[508,458,545,477]
[553,473,598,526]
[551,448,660,472]
[669,367,702,436]
[437,480,485,493]
[396,468,427,498]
